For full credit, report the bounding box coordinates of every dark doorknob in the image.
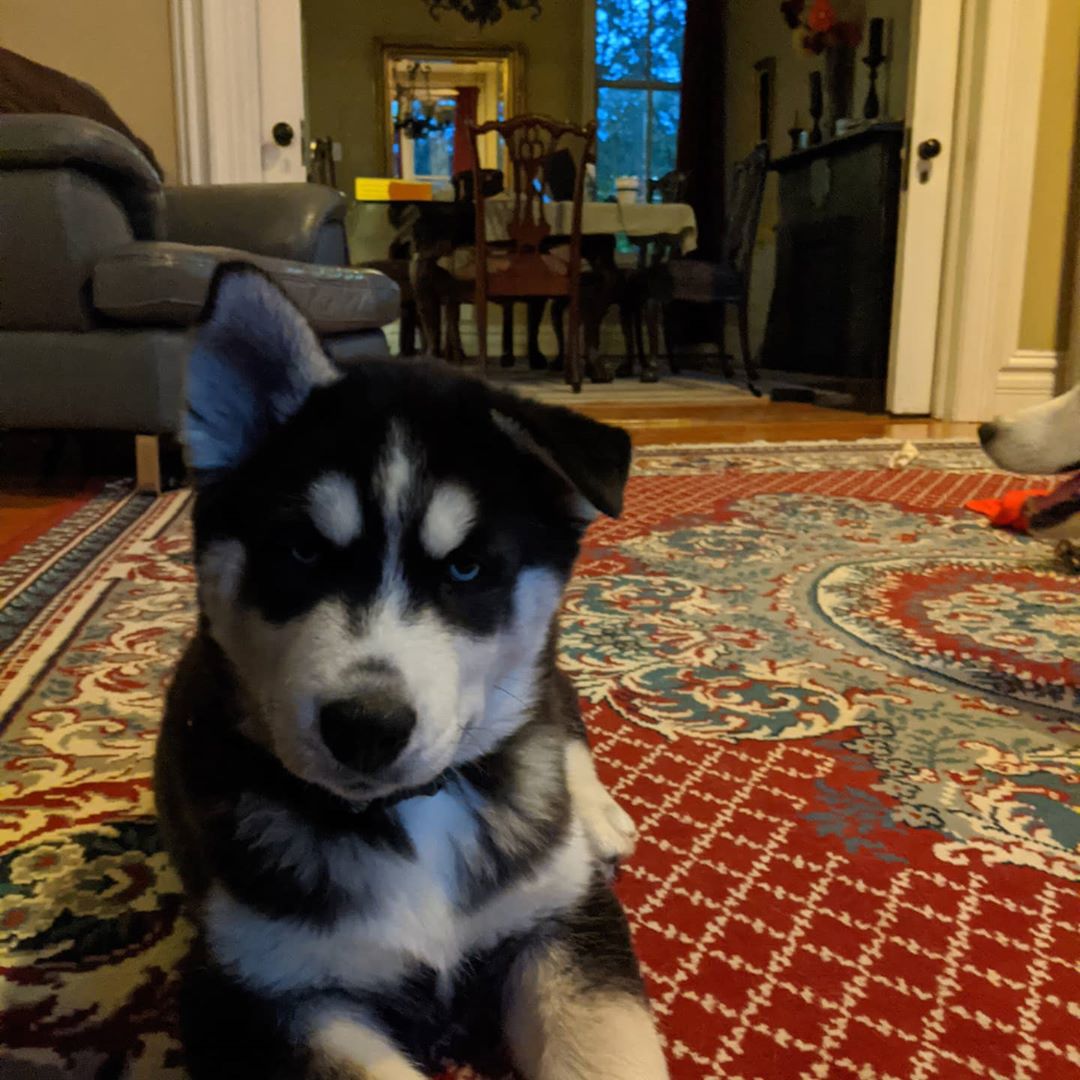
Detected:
[272,122,295,147]
[917,138,942,160]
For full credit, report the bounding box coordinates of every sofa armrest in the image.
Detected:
[164,184,350,264]
[92,242,400,334]
[0,114,164,238]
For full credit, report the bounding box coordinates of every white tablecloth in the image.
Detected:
[483,198,698,253]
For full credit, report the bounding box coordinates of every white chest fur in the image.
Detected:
[204,789,593,997]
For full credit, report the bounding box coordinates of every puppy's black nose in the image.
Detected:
[978,422,997,447]
[319,695,415,775]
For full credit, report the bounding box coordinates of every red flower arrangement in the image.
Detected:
[780,0,862,54]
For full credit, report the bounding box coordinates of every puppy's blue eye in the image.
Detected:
[448,561,480,583]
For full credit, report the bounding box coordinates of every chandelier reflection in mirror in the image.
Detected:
[424,0,541,28]
[393,63,456,141]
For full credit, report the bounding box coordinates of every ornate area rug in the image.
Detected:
[2,441,1078,1079]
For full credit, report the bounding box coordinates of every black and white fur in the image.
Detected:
[155,267,667,1079]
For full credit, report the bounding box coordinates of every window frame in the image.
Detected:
[591,0,684,189]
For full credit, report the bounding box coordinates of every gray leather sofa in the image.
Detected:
[0,115,400,489]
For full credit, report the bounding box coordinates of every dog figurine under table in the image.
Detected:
[155,266,668,1079]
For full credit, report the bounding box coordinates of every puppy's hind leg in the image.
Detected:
[504,880,669,1080]
[180,959,424,1080]
[306,1009,427,1080]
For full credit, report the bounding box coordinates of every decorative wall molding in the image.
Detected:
[1003,349,1060,373]
[169,0,208,185]
[991,349,1060,416]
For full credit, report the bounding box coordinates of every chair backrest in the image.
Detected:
[467,114,596,259]
[720,142,769,277]
[647,169,688,204]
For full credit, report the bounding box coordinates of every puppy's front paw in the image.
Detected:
[581,788,638,870]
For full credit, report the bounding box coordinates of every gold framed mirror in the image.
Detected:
[376,41,526,187]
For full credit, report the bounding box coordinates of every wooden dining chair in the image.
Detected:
[616,169,693,381]
[648,142,770,393]
[467,115,597,392]
[451,167,548,370]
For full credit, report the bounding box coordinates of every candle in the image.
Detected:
[868,18,885,63]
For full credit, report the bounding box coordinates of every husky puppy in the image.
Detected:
[155,267,668,1079]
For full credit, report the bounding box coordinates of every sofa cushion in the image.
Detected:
[92,242,400,333]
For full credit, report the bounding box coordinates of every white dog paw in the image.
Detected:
[581,790,638,868]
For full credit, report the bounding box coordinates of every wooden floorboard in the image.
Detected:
[0,393,979,550]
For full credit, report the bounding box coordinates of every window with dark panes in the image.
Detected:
[594,0,686,199]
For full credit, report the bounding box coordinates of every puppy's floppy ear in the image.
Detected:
[183,265,339,482]
[491,394,632,518]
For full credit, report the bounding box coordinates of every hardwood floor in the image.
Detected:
[572,399,978,447]
[0,399,978,551]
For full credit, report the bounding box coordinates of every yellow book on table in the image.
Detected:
[354,178,433,201]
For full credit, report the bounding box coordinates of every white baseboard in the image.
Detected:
[991,349,1060,415]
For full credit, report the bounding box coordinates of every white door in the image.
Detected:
[885,0,963,415]
[173,0,305,184]
[256,0,306,182]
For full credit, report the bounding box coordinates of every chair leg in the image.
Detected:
[736,297,761,396]
[475,298,488,376]
[617,299,636,378]
[551,298,567,375]
[568,294,584,393]
[527,299,547,369]
[666,305,682,374]
[716,306,734,379]
[634,304,647,374]
[641,299,660,383]
[500,303,515,367]
[410,257,442,358]
[400,301,418,356]
[135,434,162,494]
[446,299,467,366]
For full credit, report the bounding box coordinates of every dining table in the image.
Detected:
[394,197,700,368]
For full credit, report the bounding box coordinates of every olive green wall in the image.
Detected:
[301,0,587,190]
[1019,0,1079,353]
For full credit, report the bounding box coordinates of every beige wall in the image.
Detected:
[0,0,178,180]
[1019,0,1079,353]
[302,0,586,188]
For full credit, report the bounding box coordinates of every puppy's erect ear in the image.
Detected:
[491,394,632,519]
[183,265,339,481]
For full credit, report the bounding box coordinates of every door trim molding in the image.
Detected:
[886,0,962,415]
[932,0,1051,421]
[169,0,208,185]
[169,0,263,184]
